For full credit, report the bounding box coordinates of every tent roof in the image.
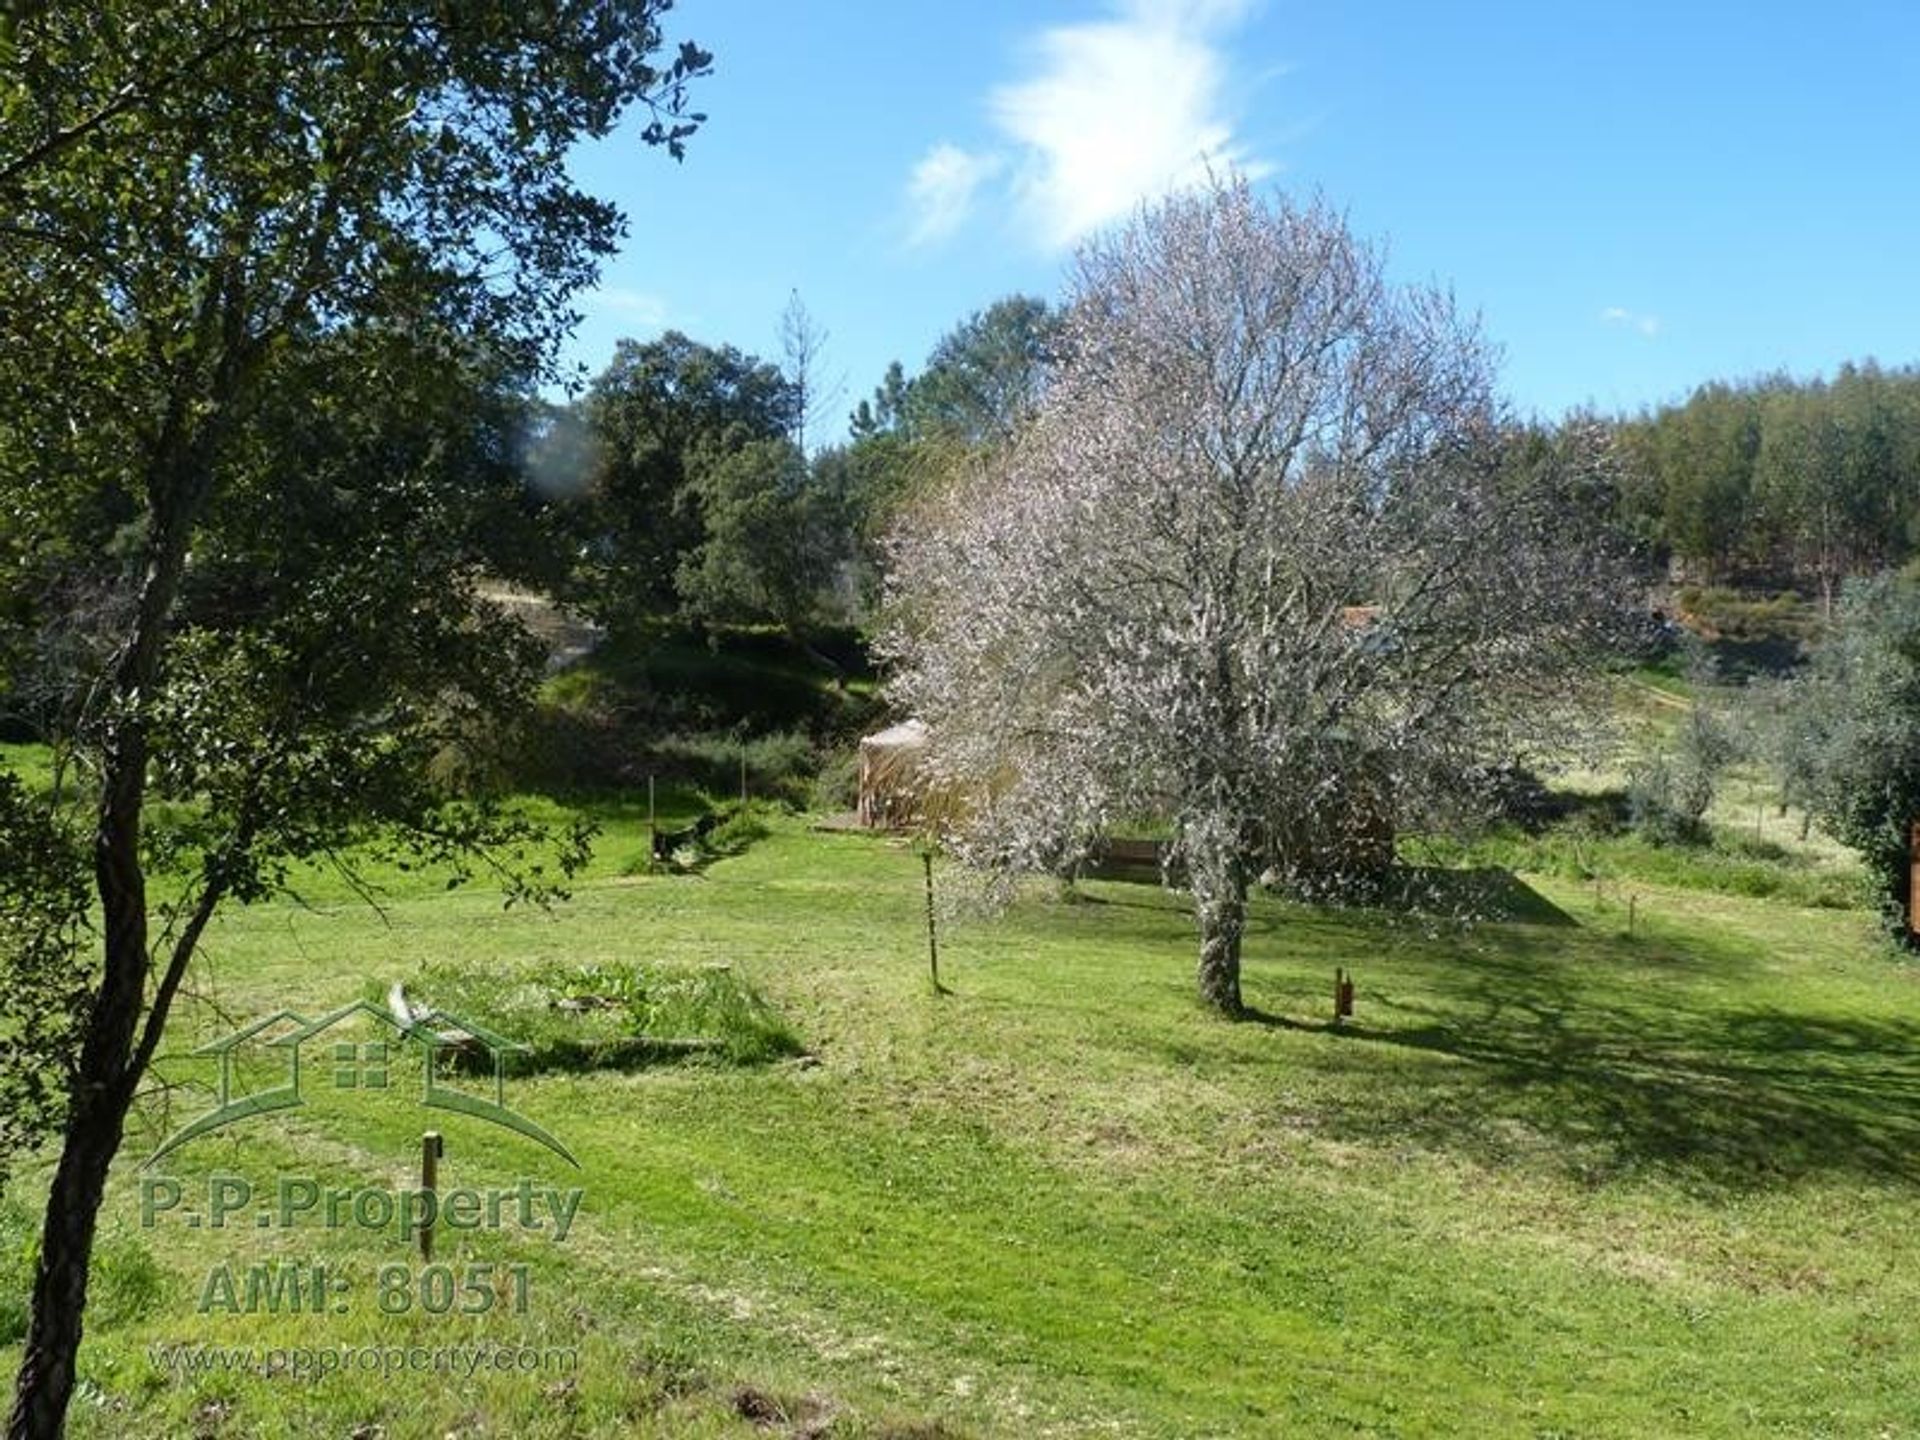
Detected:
[860,718,929,750]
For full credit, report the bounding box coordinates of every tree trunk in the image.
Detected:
[1191,843,1248,1015]
[8,1075,138,1439]
[11,483,193,1436]
[9,708,154,1439]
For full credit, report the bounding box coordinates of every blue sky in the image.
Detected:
[559,0,1920,431]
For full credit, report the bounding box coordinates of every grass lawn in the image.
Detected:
[5,801,1920,1437]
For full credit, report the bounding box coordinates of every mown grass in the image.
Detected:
[4,792,1919,1436]
[1419,818,1867,910]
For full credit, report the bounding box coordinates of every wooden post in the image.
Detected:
[647,775,657,871]
[1909,822,1920,937]
[922,849,940,992]
[419,1132,443,1262]
[739,752,748,804]
[1334,968,1353,1023]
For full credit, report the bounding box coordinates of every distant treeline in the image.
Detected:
[509,295,1058,640]
[1601,361,1920,604]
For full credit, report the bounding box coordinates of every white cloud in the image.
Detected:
[906,143,1005,247]
[990,0,1266,249]
[1600,305,1661,339]
[588,287,670,327]
[900,0,1266,253]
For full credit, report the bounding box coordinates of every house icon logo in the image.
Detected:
[147,992,576,1167]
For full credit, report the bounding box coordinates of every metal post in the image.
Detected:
[923,849,940,991]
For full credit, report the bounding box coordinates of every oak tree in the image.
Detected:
[0,5,707,1432]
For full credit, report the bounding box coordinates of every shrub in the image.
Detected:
[648,730,820,806]
[1627,755,1711,846]
[1786,573,1920,941]
[1675,586,1820,642]
[1628,638,1739,846]
[809,747,860,814]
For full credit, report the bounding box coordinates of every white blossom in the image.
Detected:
[881,176,1638,1013]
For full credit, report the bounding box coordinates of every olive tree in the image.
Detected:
[1785,571,1920,944]
[881,178,1636,1014]
[0,5,706,1433]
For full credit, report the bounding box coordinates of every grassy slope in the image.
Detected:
[5,799,1918,1437]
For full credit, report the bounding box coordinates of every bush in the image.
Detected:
[1628,638,1739,846]
[809,747,860,814]
[647,730,820,807]
[697,803,773,859]
[1627,755,1711,846]
[1786,573,1920,941]
[1675,586,1820,642]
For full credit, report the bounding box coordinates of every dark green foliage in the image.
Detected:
[0,773,89,1191]
[542,329,867,634]
[2,6,707,1425]
[820,297,1058,621]
[559,624,871,729]
[574,331,802,618]
[850,296,1057,448]
[538,297,1056,638]
[1786,572,1920,942]
[849,360,914,439]
[809,430,932,616]
[902,295,1058,446]
[644,733,821,808]
[1672,586,1821,642]
[511,621,872,797]
[676,435,848,632]
[1615,361,1920,591]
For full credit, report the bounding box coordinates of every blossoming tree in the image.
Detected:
[881,177,1636,1014]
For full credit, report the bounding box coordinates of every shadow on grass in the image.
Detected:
[1371,867,1579,927]
[1073,866,1578,933]
[1241,925,1920,1192]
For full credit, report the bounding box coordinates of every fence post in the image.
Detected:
[922,848,941,993]
[419,1132,443,1263]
